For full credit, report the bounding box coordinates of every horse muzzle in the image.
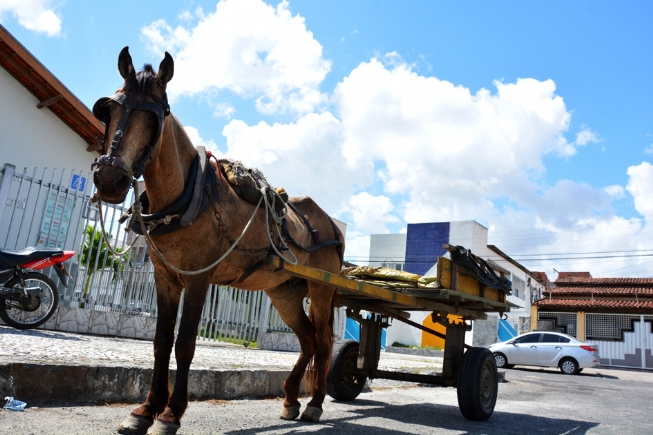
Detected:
[93,165,132,204]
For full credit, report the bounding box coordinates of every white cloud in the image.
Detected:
[214,103,235,119]
[142,0,330,116]
[0,0,61,36]
[644,144,653,155]
[334,58,576,223]
[626,162,653,220]
[343,232,370,264]
[183,126,220,156]
[220,112,374,216]
[604,185,625,199]
[575,128,600,146]
[347,192,399,234]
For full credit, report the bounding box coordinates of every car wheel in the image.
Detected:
[559,357,580,375]
[493,353,513,369]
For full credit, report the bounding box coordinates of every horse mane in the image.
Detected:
[122,64,158,93]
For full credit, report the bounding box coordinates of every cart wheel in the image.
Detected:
[456,347,498,421]
[326,340,367,401]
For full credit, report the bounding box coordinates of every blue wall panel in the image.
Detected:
[405,222,450,276]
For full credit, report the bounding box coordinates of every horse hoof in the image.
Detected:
[146,420,181,435]
[279,404,301,420]
[300,406,323,422]
[118,415,153,434]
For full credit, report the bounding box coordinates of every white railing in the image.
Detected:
[2,163,345,347]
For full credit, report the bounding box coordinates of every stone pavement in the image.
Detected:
[0,325,443,405]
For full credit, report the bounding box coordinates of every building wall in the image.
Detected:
[369,233,406,267]
[368,220,542,347]
[0,67,95,172]
[405,222,450,275]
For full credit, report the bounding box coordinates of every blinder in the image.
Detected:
[91,91,170,179]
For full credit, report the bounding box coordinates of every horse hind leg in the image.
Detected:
[300,282,336,423]
[265,280,316,421]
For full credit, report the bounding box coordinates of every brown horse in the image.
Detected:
[91,47,343,435]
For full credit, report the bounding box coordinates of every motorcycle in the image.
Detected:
[0,247,74,330]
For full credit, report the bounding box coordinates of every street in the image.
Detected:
[1,366,651,434]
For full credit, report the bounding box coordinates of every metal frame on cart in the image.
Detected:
[266,244,513,421]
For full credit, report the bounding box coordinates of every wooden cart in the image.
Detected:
[266,244,513,421]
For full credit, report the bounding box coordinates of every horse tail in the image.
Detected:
[305,292,336,397]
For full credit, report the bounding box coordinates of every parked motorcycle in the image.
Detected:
[0,247,74,330]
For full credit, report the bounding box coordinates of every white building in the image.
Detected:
[369,220,545,347]
[0,24,101,173]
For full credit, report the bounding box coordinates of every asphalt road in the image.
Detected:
[2,366,651,435]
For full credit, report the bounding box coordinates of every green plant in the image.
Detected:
[80,225,128,305]
[198,328,257,347]
[391,341,410,348]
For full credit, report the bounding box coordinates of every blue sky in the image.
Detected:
[2,0,653,278]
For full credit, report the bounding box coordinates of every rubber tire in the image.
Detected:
[457,347,498,421]
[326,340,367,401]
[559,357,580,375]
[493,352,514,369]
[0,272,59,330]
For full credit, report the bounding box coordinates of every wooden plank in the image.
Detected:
[267,256,503,319]
[266,256,417,306]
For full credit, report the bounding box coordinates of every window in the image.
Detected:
[542,333,561,343]
[512,275,526,299]
[515,333,541,344]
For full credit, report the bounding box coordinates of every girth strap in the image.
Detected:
[281,202,343,254]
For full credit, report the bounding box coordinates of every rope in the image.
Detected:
[261,186,298,266]
[91,191,140,258]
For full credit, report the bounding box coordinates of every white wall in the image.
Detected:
[369,233,406,267]
[0,68,96,172]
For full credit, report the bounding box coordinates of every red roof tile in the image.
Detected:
[555,277,653,285]
[535,299,653,311]
[556,272,592,280]
[547,286,653,297]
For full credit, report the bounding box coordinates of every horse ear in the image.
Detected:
[157,52,174,86]
[118,46,135,80]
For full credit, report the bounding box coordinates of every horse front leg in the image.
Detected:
[118,280,181,435]
[148,277,210,435]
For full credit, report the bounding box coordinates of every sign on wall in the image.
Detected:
[36,190,75,248]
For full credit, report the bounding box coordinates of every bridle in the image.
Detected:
[91,90,170,178]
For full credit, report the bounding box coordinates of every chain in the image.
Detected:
[212,206,268,255]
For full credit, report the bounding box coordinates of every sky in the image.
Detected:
[2,0,653,279]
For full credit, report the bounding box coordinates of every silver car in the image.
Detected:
[488,331,599,375]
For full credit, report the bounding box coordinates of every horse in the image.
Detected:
[91,47,344,435]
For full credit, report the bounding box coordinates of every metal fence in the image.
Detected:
[0,163,308,345]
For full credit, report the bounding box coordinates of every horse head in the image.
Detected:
[92,47,174,204]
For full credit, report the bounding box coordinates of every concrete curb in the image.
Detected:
[385,346,444,358]
[0,363,292,404]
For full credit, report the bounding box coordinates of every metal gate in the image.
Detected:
[0,163,304,346]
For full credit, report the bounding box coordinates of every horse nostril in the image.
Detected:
[116,174,131,192]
